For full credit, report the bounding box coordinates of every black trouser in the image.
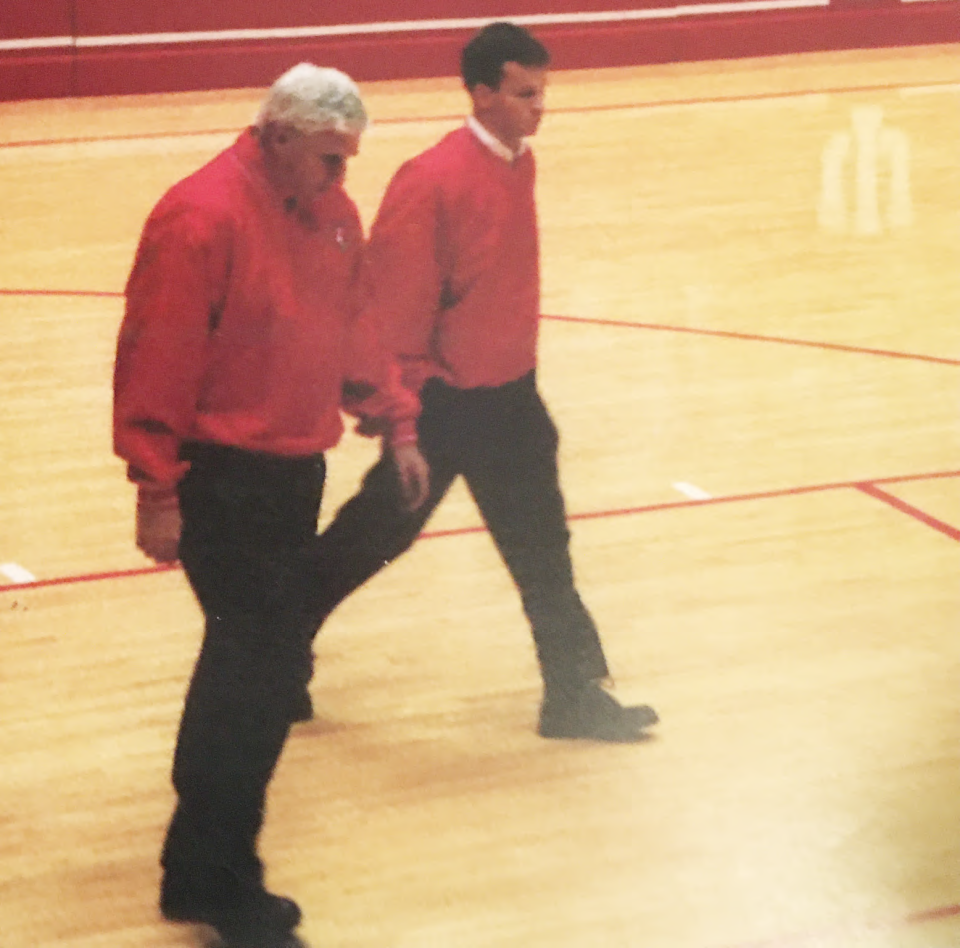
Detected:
[310,371,609,694]
[162,443,326,880]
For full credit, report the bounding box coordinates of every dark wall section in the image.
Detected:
[74,0,702,34]
[0,1,74,99]
[2,1,958,101]
[1,0,73,39]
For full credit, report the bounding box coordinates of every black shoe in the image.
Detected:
[538,681,658,743]
[211,934,309,948]
[290,688,314,723]
[161,863,302,948]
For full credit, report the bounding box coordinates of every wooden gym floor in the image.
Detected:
[0,43,958,948]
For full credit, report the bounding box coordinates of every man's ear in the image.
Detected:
[470,83,497,113]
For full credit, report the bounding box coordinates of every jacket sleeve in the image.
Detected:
[354,160,447,395]
[340,359,420,447]
[113,203,229,495]
[339,193,421,446]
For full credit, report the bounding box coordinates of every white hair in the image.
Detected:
[255,63,368,135]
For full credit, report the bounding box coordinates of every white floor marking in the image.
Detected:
[1,562,36,584]
[673,482,712,500]
[819,106,913,235]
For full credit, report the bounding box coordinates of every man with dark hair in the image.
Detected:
[460,19,550,89]
[306,22,659,743]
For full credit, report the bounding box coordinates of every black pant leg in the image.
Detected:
[460,374,609,692]
[306,379,461,632]
[163,445,326,878]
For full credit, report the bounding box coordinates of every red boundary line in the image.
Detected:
[856,481,960,542]
[0,288,122,299]
[3,469,957,594]
[723,901,960,947]
[0,127,242,151]
[2,292,955,369]
[2,76,958,150]
[430,468,960,531]
[906,902,960,926]
[0,563,180,595]
[546,314,960,367]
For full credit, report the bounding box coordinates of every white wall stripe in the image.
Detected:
[75,2,830,47]
[0,1,830,53]
[0,36,73,51]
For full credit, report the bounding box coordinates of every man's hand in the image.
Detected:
[391,442,430,511]
[136,487,182,563]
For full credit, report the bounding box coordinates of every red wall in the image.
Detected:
[74,0,690,33]
[0,1,73,99]
[1,1,958,101]
[0,0,72,38]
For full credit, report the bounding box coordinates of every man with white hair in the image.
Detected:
[113,63,429,948]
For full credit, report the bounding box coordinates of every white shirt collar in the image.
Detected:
[467,116,528,163]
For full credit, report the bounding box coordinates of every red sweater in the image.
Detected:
[114,129,417,494]
[359,125,540,391]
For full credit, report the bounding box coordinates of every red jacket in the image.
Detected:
[359,125,540,392]
[114,130,417,494]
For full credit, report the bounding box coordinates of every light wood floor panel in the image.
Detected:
[3,489,957,948]
[537,87,960,361]
[540,323,959,503]
[0,43,958,948]
[1,299,955,580]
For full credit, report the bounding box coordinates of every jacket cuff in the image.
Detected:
[388,419,418,448]
[136,482,180,506]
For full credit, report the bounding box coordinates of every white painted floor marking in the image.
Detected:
[1,563,37,584]
[673,482,712,500]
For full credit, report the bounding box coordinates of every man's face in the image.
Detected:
[476,61,547,147]
[266,126,361,207]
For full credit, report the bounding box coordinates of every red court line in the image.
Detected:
[856,481,960,543]
[2,77,957,150]
[0,564,179,593]
[0,288,122,299]
[546,313,960,368]
[0,126,248,151]
[3,469,957,594]
[724,901,960,948]
[3,291,955,369]
[909,902,960,925]
[564,468,960,525]
[556,79,960,119]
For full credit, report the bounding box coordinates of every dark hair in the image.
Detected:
[460,22,550,90]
